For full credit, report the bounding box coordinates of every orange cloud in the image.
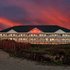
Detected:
[0,18,23,30]
[36,8,70,29]
[0,1,70,30]
[20,2,70,29]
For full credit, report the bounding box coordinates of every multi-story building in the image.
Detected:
[0,25,70,44]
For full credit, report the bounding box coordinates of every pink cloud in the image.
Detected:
[0,0,70,29]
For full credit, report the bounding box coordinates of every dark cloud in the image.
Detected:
[0,6,28,20]
[0,0,70,29]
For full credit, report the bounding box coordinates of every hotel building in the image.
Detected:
[0,25,70,44]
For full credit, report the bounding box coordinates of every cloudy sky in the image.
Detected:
[0,0,70,30]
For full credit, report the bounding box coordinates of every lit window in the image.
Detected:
[50,38,55,41]
[63,34,70,37]
[9,38,12,40]
[31,34,33,36]
[39,34,43,36]
[9,34,13,36]
[44,34,46,36]
[33,34,37,36]
[0,34,3,36]
[13,38,16,40]
[46,38,48,41]
[20,34,23,36]
[13,34,16,36]
[23,38,27,40]
[3,34,6,36]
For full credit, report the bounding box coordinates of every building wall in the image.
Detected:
[0,32,70,44]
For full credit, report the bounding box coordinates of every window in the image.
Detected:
[8,34,13,36]
[20,34,23,36]
[30,34,34,36]
[62,34,70,37]
[30,38,33,40]
[39,34,44,36]
[12,38,16,41]
[2,34,6,36]
[0,34,3,36]
[19,38,23,40]
[9,38,13,40]
[13,34,16,36]
[50,38,55,41]
[46,38,48,41]
[33,34,37,36]
[23,38,27,40]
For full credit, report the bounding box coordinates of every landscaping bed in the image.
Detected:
[0,39,70,65]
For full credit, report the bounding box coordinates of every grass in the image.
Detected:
[0,40,70,65]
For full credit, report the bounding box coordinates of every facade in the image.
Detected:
[0,27,70,44]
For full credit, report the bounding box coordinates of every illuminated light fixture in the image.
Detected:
[28,28,43,34]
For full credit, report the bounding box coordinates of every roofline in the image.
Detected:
[0,32,70,34]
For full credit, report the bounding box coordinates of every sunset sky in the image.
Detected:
[0,0,70,30]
